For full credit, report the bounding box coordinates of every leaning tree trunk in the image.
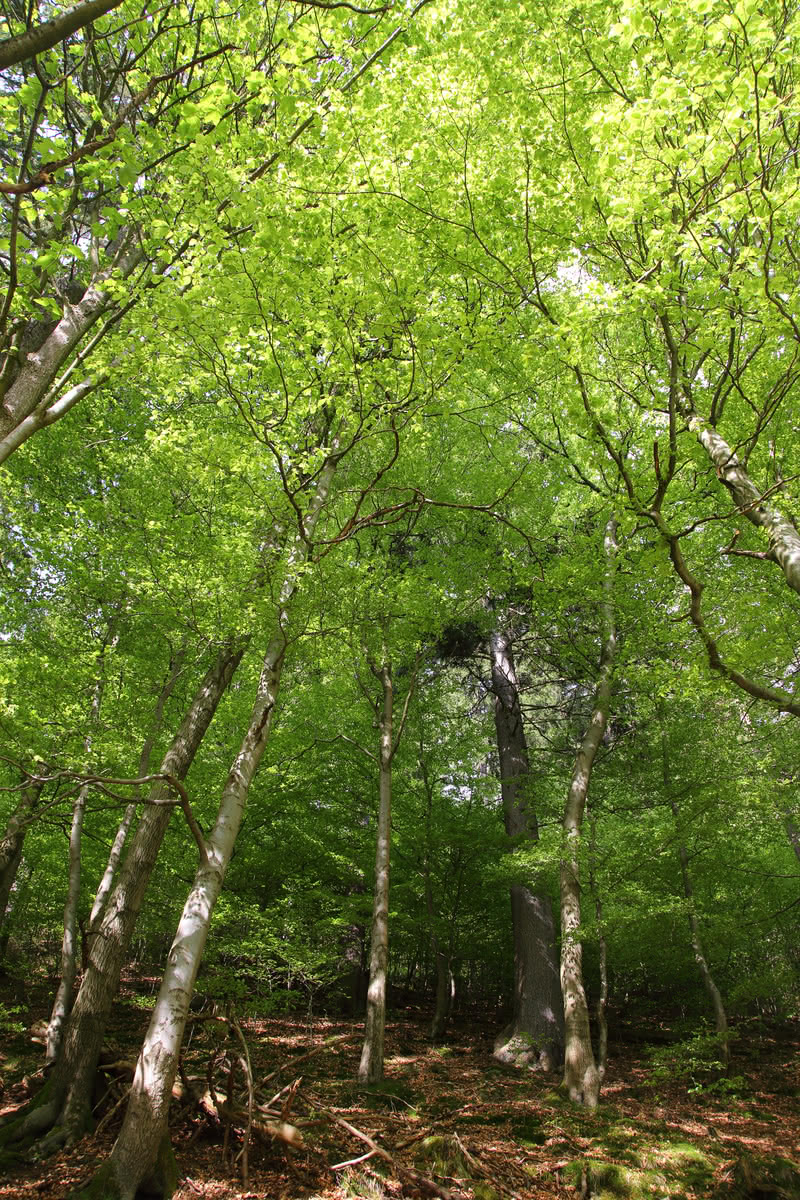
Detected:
[85,458,338,1200]
[0,642,245,1154]
[490,630,563,1071]
[359,662,394,1084]
[560,516,617,1108]
[662,720,729,1068]
[0,233,142,465]
[87,646,186,939]
[690,416,800,597]
[46,627,116,1065]
[0,779,42,931]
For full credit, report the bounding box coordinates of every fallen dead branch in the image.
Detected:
[258,1031,354,1088]
[299,1087,455,1200]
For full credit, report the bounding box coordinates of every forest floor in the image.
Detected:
[1,975,799,1200]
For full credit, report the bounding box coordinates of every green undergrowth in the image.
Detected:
[562,1141,714,1199]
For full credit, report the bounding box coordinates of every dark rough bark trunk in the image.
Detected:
[0,781,42,930]
[490,630,563,1071]
[560,517,617,1108]
[2,642,244,1154]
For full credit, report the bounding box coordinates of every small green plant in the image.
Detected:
[340,1167,386,1199]
[648,1027,740,1094]
[0,1002,25,1036]
[688,1072,747,1098]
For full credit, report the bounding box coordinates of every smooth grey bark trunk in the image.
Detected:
[0,780,42,930]
[0,234,141,464]
[662,723,729,1068]
[45,782,89,1063]
[560,517,617,1108]
[358,654,418,1083]
[588,811,608,1082]
[359,663,394,1084]
[46,629,114,1065]
[430,950,454,1044]
[690,416,800,596]
[88,647,186,936]
[4,642,244,1153]
[94,459,338,1199]
[490,630,563,1071]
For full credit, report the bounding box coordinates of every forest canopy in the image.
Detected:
[0,0,799,1197]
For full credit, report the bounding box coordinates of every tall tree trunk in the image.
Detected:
[430,949,454,1044]
[46,782,89,1063]
[46,627,116,1064]
[359,663,394,1084]
[0,780,42,931]
[3,642,245,1152]
[560,516,617,1108]
[588,810,608,1082]
[88,646,186,937]
[358,650,418,1083]
[490,630,563,1071]
[662,722,729,1068]
[88,458,338,1199]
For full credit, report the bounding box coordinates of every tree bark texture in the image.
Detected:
[0,0,124,70]
[0,780,42,931]
[10,642,245,1152]
[490,630,563,1071]
[560,517,617,1108]
[359,663,394,1084]
[0,234,141,463]
[691,416,800,597]
[98,458,338,1198]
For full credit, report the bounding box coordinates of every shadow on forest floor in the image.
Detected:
[1,977,799,1200]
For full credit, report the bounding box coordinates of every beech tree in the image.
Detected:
[1,7,800,1194]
